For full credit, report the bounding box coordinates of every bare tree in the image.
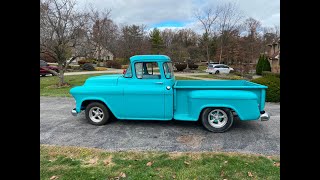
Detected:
[88,7,118,65]
[244,18,261,63]
[40,0,91,86]
[217,2,243,63]
[195,8,220,63]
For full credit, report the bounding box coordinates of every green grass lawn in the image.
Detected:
[40,73,116,97]
[198,65,207,71]
[194,74,244,80]
[175,76,200,80]
[40,145,280,180]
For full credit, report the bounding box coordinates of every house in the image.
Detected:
[267,38,280,73]
[67,47,114,65]
[93,48,114,61]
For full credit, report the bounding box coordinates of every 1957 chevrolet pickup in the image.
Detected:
[70,55,269,132]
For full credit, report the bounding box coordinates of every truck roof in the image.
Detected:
[129,55,171,62]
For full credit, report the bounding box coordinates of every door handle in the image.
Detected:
[155,82,163,84]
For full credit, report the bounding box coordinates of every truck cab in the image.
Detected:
[70,55,269,132]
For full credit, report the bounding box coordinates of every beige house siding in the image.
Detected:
[267,39,280,73]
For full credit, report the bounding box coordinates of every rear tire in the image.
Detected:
[85,102,110,125]
[209,73,212,74]
[201,107,233,132]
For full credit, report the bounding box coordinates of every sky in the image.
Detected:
[77,0,279,33]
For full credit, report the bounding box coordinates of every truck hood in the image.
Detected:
[83,74,122,86]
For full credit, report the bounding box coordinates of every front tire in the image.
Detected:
[201,108,233,132]
[215,70,220,74]
[85,102,110,125]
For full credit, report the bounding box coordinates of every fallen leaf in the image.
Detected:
[159,175,164,179]
[172,174,176,179]
[248,172,253,177]
[220,170,225,177]
[223,179,228,180]
[119,172,126,178]
[156,168,161,171]
[224,161,228,164]
[184,161,190,165]
[88,157,98,164]
[273,162,280,167]
[146,161,154,166]
[50,176,58,180]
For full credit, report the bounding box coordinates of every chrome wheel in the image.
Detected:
[207,109,228,128]
[89,107,104,123]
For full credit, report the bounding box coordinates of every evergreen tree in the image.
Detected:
[149,28,164,54]
[256,54,271,75]
[263,55,271,72]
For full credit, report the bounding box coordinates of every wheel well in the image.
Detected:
[81,100,115,118]
[198,107,235,121]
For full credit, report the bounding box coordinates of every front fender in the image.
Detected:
[70,85,123,118]
[188,90,261,121]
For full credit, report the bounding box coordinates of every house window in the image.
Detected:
[107,56,110,60]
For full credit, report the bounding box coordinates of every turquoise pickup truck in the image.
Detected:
[70,55,269,132]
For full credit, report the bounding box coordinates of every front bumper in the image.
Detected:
[71,108,78,116]
[260,111,270,121]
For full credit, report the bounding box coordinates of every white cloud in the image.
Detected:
[77,0,279,32]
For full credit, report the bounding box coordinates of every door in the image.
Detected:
[121,62,165,120]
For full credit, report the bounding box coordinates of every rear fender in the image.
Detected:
[188,90,261,121]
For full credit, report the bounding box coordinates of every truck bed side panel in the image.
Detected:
[173,89,261,121]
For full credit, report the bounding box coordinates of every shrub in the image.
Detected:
[188,64,199,70]
[175,63,187,71]
[256,55,271,75]
[262,71,280,78]
[121,65,129,69]
[78,59,92,65]
[95,67,108,71]
[106,61,122,69]
[82,63,95,71]
[251,76,280,102]
[67,65,80,70]
[116,57,130,65]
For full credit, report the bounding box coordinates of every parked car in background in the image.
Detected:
[206,64,234,74]
[40,60,59,76]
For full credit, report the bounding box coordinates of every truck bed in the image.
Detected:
[172,80,267,121]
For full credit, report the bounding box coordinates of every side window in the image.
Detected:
[124,64,132,78]
[40,60,47,67]
[135,62,161,79]
[163,62,174,79]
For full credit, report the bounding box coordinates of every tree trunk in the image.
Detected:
[58,64,65,87]
[206,43,210,64]
[219,45,223,64]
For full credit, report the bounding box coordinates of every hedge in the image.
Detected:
[106,61,121,69]
[175,64,187,71]
[262,71,280,78]
[188,64,199,70]
[251,76,280,102]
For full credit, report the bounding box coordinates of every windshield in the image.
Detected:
[163,62,174,79]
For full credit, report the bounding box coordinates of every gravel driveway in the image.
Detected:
[40,97,280,155]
